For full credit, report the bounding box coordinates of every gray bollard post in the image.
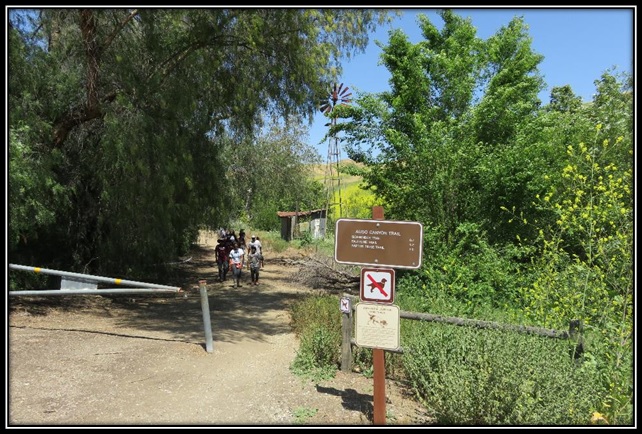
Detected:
[199,280,214,353]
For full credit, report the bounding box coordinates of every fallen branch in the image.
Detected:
[301,254,359,282]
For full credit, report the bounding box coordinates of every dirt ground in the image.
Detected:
[7,232,432,427]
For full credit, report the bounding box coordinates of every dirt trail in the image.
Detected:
[7,235,431,427]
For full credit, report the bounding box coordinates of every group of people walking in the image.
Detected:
[215,229,264,288]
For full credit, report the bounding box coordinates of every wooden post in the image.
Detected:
[569,319,584,361]
[373,347,386,425]
[371,206,386,426]
[341,298,353,372]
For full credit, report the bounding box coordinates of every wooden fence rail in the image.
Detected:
[340,294,583,372]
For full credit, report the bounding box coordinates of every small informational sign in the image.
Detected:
[60,277,98,291]
[354,302,400,351]
[334,218,423,269]
[340,296,351,314]
[360,268,395,303]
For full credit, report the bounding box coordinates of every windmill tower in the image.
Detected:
[320,83,351,234]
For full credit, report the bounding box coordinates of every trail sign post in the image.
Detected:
[334,218,423,269]
[334,208,423,426]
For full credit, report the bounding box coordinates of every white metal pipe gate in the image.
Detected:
[8,263,214,353]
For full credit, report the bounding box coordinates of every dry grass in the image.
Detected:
[308,159,364,189]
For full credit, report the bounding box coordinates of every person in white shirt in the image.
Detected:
[228,242,245,288]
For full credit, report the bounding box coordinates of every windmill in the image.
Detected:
[320,83,351,235]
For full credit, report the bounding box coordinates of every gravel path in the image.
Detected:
[7,237,431,427]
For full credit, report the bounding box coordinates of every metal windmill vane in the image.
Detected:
[320,82,352,116]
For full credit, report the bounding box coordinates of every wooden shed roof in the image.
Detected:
[276,208,326,218]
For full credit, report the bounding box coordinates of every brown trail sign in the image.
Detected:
[334,218,423,269]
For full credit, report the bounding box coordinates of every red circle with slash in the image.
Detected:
[360,268,395,303]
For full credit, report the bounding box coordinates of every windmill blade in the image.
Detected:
[339,93,352,104]
[319,98,329,111]
[326,86,334,102]
[339,86,350,96]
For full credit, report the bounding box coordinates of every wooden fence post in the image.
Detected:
[341,302,353,372]
[569,319,584,361]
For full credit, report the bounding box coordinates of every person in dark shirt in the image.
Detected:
[215,239,230,282]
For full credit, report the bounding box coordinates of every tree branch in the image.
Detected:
[102,8,139,54]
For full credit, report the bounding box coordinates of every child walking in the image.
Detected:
[247,245,263,286]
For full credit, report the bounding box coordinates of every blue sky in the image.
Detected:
[307,7,635,160]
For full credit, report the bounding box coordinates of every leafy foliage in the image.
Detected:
[8,8,393,278]
[403,322,603,425]
[510,123,633,422]
[292,9,633,425]
[227,117,324,230]
[290,294,342,381]
[407,223,529,310]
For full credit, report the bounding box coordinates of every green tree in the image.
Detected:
[548,84,583,113]
[8,8,394,278]
[340,10,545,244]
[471,16,544,147]
[225,116,324,231]
[503,71,634,424]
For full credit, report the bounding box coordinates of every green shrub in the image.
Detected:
[290,294,340,337]
[290,325,340,382]
[259,230,290,254]
[290,294,342,381]
[352,346,373,375]
[401,223,530,313]
[402,322,604,425]
[508,125,634,424]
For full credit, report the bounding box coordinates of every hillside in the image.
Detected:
[309,158,366,191]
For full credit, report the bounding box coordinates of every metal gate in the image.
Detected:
[8,263,181,296]
[9,263,215,353]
